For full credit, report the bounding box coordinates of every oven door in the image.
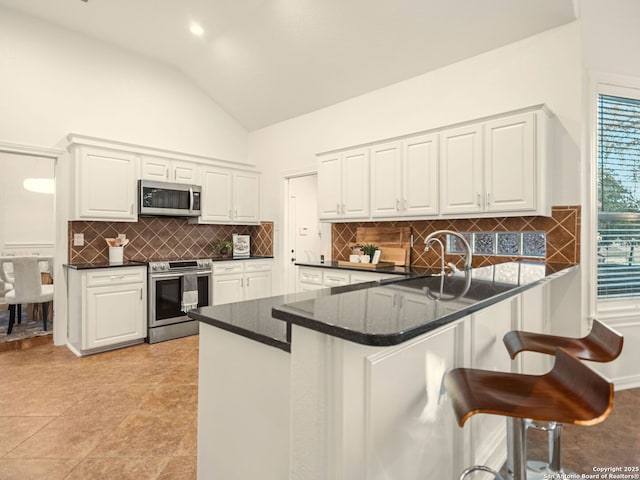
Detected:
[148,271,212,328]
[139,180,202,217]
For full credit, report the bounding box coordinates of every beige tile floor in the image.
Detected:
[0,336,198,480]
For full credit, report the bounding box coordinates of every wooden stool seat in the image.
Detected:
[445,348,614,427]
[503,319,623,362]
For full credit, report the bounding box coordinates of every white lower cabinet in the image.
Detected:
[67,266,147,356]
[213,260,272,306]
[297,266,401,292]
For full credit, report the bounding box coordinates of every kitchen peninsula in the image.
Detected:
[190,261,578,479]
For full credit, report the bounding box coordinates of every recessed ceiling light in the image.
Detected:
[190,23,204,36]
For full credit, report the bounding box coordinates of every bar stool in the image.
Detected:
[445,348,614,480]
[503,319,623,476]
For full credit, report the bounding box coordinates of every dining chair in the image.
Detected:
[0,257,15,312]
[4,256,54,334]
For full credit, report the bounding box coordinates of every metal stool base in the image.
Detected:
[459,465,505,480]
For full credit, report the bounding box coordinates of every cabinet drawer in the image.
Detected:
[213,262,244,275]
[86,267,146,287]
[323,271,350,287]
[299,268,323,285]
[244,261,272,273]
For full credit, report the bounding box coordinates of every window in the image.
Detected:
[597,93,640,298]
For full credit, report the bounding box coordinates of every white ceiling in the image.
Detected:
[0,0,576,131]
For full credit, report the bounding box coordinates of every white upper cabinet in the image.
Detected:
[141,156,199,185]
[440,124,484,215]
[440,109,550,217]
[233,171,260,224]
[318,148,369,220]
[199,166,260,224]
[484,112,536,213]
[318,153,342,218]
[73,146,138,221]
[370,142,402,218]
[371,134,439,218]
[317,105,551,222]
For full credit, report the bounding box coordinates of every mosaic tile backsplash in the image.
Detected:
[69,218,273,264]
[332,206,580,270]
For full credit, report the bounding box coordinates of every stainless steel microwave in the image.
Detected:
[138,180,202,217]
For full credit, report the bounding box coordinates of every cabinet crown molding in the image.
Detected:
[315,103,553,156]
[66,133,258,172]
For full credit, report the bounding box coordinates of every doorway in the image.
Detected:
[285,173,323,293]
[0,151,56,345]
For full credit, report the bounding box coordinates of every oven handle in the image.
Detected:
[149,270,212,279]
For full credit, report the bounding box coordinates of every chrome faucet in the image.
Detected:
[424,230,473,272]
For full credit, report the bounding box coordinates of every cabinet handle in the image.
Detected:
[140,288,143,300]
[476,193,481,207]
[229,210,232,219]
[241,278,244,287]
[396,199,400,211]
[403,199,407,210]
[130,204,133,214]
[166,167,169,179]
[247,277,250,287]
[487,192,491,206]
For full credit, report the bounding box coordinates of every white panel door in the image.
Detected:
[78,148,137,220]
[86,283,145,349]
[233,171,260,224]
[440,125,483,215]
[200,167,233,223]
[470,299,514,466]
[370,142,402,218]
[140,156,171,181]
[484,113,535,213]
[341,148,370,218]
[318,153,342,219]
[213,274,244,305]
[172,160,199,185]
[403,133,439,216]
[245,271,272,301]
[367,325,460,479]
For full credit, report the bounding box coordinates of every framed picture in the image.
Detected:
[232,234,250,258]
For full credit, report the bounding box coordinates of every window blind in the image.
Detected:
[597,94,640,298]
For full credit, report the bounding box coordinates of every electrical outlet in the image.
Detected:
[73,233,84,247]
[117,233,126,241]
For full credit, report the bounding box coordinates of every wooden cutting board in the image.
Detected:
[349,226,411,266]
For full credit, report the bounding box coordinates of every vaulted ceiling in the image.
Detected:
[0,0,577,131]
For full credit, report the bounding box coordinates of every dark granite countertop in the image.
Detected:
[64,256,274,270]
[191,260,578,350]
[64,261,148,270]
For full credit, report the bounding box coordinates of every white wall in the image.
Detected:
[250,22,582,293]
[580,0,640,389]
[0,153,54,255]
[0,6,248,162]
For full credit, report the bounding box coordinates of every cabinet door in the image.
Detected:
[200,167,233,223]
[403,133,439,216]
[318,153,342,219]
[233,172,260,224]
[213,274,244,305]
[245,271,272,301]
[370,142,402,218]
[341,148,370,218]
[440,125,483,215]
[86,283,145,349]
[141,156,171,181]
[484,113,535,213]
[77,147,137,221]
[173,160,199,185]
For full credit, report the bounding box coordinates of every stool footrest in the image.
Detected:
[459,465,505,480]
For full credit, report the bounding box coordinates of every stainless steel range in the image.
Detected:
[147,258,213,343]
